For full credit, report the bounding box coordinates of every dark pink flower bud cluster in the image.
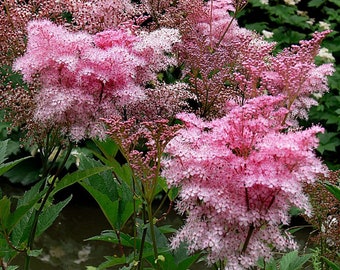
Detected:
[162,96,327,268]
[104,116,181,200]
[0,0,73,65]
[70,0,136,33]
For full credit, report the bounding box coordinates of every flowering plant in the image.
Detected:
[0,0,337,269]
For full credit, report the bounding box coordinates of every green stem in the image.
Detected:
[137,203,148,270]
[24,142,73,270]
[147,203,159,269]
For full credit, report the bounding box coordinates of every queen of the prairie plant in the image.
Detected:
[1,0,336,269]
[162,96,328,269]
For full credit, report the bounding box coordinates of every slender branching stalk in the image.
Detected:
[24,140,73,270]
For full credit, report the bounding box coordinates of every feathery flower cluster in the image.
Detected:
[263,30,335,124]
[162,96,327,269]
[13,20,180,141]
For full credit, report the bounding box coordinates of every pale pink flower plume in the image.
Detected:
[162,96,327,269]
[13,20,179,140]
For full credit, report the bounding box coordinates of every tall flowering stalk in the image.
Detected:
[4,15,180,270]
[103,116,181,268]
[159,0,334,269]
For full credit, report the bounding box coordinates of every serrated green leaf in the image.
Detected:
[325,115,340,125]
[5,197,40,230]
[11,208,34,246]
[52,165,112,195]
[77,155,136,230]
[3,157,41,185]
[329,0,340,6]
[158,225,177,234]
[93,138,119,161]
[244,22,268,32]
[0,156,31,176]
[279,251,311,270]
[318,141,340,154]
[0,139,9,164]
[36,195,72,237]
[17,180,45,208]
[81,183,120,229]
[177,252,201,270]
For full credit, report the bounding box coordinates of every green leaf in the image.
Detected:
[86,267,97,270]
[0,156,31,176]
[36,195,72,236]
[158,225,177,234]
[81,183,121,229]
[0,139,9,164]
[93,138,119,161]
[318,141,340,154]
[324,182,340,201]
[5,197,40,230]
[52,165,112,195]
[257,257,277,269]
[329,0,340,7]
[0,196,11,224]
[244,22,268,32]
[3,157,41,185]
[96,255,127,269]
[11,208,35,246]
[17,180,45,208]
[322,256,340,270]
[86,230,134,247]
[27,248,42,257]
[78,155,136,230]
[177,253,201,270]
[308,0,324,7]
[279,251,312,270]
[317,132,340,154]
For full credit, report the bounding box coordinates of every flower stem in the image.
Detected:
[24,141,72,270]
[147,203,159,269]
[242,223,255,254]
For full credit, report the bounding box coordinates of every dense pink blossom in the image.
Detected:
[13,20,180,140]
[162,96,327,269]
